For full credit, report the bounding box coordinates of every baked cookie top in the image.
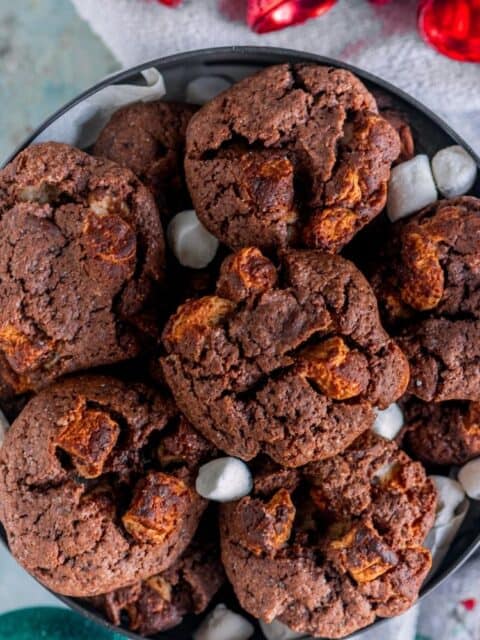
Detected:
[89,523,224,635]
[161,247,409,467]
[403,397,480,466]
[220,431,436,638]
[0,375,212,596]
[184,63,400,253]
[94,101,197,215]
[0,142,164,399]
[372,196,480,402]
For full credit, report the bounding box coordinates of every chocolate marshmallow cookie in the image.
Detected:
[184,64,400,253]
[220,432,436,639]
[372,196,480,402]
[94,101,197,213]
[0,375,211,596]
[0,142,164,399]
[161,248,409,467]
[380,109,415,165]
[89,528,224,635]
[403,398,480,466]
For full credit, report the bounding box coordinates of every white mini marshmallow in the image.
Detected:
[430,475,466,526]
[196,457,253,502]
[167,209,219,269]
[432,145,477,197]
[458,458,480,500]
[186,76,232,104]
[260,619,306,640]
[0,409,9,448]
[374,461,397,482]
[194,604,254,640]
[372,403,404,440]
[387,154,438,222]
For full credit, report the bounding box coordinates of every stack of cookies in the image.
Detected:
[0,62,477,639]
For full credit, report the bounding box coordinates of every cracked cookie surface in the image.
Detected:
[0,375,210,596]
[88,523,224,635]
[403,397,480,466]
[371,197,480,402]
[0,142,164,399]
[184,63,400,253]
[161,248,409,467]
[220,432,436,639]
[94,101,197,215]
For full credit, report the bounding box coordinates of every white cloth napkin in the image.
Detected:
[71,0,480,155]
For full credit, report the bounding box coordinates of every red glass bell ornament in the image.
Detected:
[157,0,182,6]
[247,0,338,34]
[418,0,480,62]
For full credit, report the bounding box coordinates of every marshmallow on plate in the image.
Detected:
[0,409,9,448]
[260,619,307,640]
[430,476,466,526]
[186,76,232,104]
[372,403,404,440]
[193,604,254,640]
[196,457,253,502]
[458,458,480,500]
[167,209,219,269]
[387,154,438,222]
[432,145,477,197]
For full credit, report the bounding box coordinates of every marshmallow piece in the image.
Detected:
[260,619,307,640]
[186,76,232,104]
[374,461,396,482]
[432,145,477,197]
[196,457,253,502]
[458,458,480,500]
[194,604,254,640]
[167,209,219,269]
[387,155,438,222]
[430,475,466,525]
[0,409,9,448]
[372,403,404,440]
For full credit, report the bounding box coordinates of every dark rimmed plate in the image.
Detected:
[1,46,480,640]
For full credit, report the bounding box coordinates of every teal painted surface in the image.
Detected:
[0,607,124,639]
[0,0,120,163]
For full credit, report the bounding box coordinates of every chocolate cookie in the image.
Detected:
[371,197,480,402]
[94,101,197,214]
[403,398,480,466]
[161,248,409,467]
[184,64,400,253]
[220,431,436,639]
[0,142,164,399]
[89,527,224,635]
[0,375,211,596]
[380,109,415,165]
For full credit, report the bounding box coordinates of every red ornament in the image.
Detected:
[418,0,480,62]
[461,598,477,611]
[157,0,182,6]
[247,0,337,33]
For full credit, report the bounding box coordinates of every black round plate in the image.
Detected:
[2,46,480,640]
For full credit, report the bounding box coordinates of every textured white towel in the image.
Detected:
[71,0,480,154]
[68,2,480,638]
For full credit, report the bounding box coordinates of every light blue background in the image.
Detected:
[0,0,119,163]
[0,543,61,613]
